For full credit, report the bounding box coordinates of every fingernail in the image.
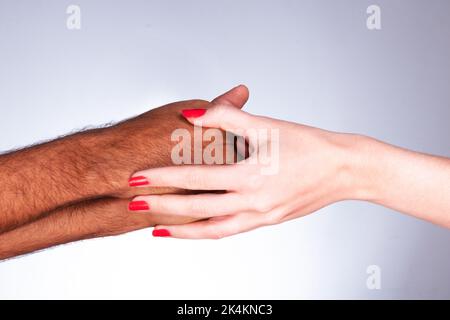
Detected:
[128,176,149,187]
[152,229,171,237]
[181,108,206,119]
[128,200,150,211]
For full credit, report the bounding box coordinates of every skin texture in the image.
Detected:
[0,199,188,260]
[0,86,250,260]
[129,104,450,239]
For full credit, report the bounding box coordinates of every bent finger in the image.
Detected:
[152,212,264,239]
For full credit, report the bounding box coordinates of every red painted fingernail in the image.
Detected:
[128,176,149,187]
[152,229,171,237]
[181,108,206,118]
[128,200,150,211]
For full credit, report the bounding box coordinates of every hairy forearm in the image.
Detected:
[0,129,117,231]
[0,197,194,260]
[348,135,450,227]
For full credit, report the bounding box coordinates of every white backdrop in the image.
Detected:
[0,0,449,299]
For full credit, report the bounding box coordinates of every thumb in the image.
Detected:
[211,85,249,109]
[181,103,255,135]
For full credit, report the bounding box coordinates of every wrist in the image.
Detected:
[72,127,132,197]
[335,133,383,202]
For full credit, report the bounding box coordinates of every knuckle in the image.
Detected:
[156,197,172,213]
[253,198,273,213]
[264,212,279,226]
[244,172,265,190]
[185,170,206,189]
[264,207,287,225]
[188,198,208,216]
[212,104,230,117]
[209,227,226,240]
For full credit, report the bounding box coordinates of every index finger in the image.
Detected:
[129,164,245,191]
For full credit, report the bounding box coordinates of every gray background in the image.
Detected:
[0,0,449,299]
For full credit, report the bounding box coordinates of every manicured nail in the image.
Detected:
[152,229,171,237]
[128,176,149,187]
[128,200,150,211]
[181,108,206,119]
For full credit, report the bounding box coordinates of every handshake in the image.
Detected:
[0,85,449,260]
